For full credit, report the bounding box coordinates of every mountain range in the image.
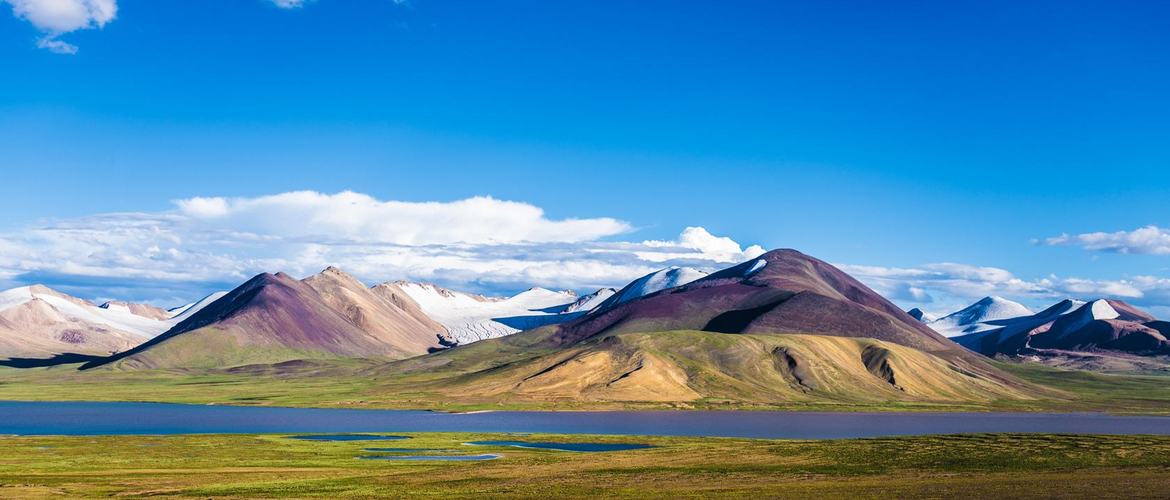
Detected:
[0,264,682,367]
[2,247,1162,405]
[912,297,1170,357]
[0,285,224,360]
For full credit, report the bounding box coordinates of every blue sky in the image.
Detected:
[2,0,1170,315]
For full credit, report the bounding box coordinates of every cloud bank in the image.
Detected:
[1044,225,1170,256]
[840,262,1170,314]
[0,191,765,304]
[3,190,1166,316]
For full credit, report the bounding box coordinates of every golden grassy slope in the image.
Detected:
[422,331,1036,404]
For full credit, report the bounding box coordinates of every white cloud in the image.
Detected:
[0,191,765,304]
[1044,225,1170,255]
[639,226,766,264]
[36,36,77,53]
[269,0,307,8]
[4,0,116,53]
[269,0,408,9]
[9,191,1167,315]
[173,191,632,245]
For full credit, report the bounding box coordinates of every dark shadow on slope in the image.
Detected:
[702,300,786,333]
[0,353,108,368]
[532,304,573,314]
[492,311,586,331]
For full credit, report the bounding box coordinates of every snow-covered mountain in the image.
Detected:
[390,282,583,344]
[564,288,617,313]
[593,266,708,312]
[0,285,224,359]
[927,296,1035,338]
[953,298,1167,356]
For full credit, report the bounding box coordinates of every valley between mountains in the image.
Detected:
[2,248,1169,413]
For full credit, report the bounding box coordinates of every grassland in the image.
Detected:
[2,432,1170,498]
[6,332,1170,414]
[4,358,1170,414]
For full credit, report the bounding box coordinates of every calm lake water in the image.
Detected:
[5,401,1170,439]
[359,454,501,461]
[467,440,654,452]
[289,434,409,441]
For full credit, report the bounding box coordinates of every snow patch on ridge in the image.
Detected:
[607,267,708,307]
[395,282,581,344]
[0,286,227,340]
[743,259,767,276]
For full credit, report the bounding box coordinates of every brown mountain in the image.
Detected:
[368,281,451,342]
[554,249,969,358]
[385,249,1035,405]
[85,268,447,369]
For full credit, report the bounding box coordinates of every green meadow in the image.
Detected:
[5,358,1170,414]
[2,432,1170,498]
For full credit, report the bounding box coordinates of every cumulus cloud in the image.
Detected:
[639,227,767,264]
[1044,225,1170,256]
[0,191,766,304]
[173,191,632,245]
[4,0,116,53]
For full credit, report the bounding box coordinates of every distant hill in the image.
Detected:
[0,285,220,361]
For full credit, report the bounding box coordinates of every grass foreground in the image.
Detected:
[2,432,1170,498]
[6,357,1170,414]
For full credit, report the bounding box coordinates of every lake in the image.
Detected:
[4,401,1170,439]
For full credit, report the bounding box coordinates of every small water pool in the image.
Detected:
[359,454,500,461]
[363,448,449,452]
[290,434,410,442]
[467,440,653,452]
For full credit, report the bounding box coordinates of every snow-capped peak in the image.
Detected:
[927,296,1034,337]
[743,258,767,276]
[1053,299,1121,335]
[606,266,708,308]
